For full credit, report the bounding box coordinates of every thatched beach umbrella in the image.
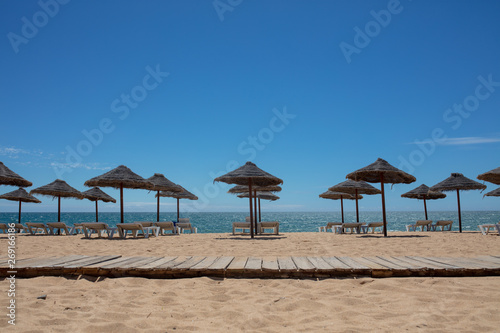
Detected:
[347,158,416,237]
[484,187,500,198]
[430,173,486,233]
[147,174,182,222]
[214,161,283,238]
[401,184,446,220]
[0,161,32,187]
[328,179,380,222]
[237,191,279,223]
[84,165,154,224]
[82,187,116,222]
[319,190,361,223]
[0,188,41,223]
[477,167,500,185]
[30,179,84,222]
[228,185,282,223]
[156,185,198,221]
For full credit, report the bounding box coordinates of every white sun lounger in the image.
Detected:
[259,221,280,235]
[232,222,251,235]
[25,222,50,235]
[117,223,159,238]
[478,223,500,235]
[406,220,433,232]
[177,218,197,233]
[431,220,453,231]
[334,223,365,234]
[46,222,72,235]
[361,222,384,234]
[318,222,342,232]
[154,221,178,235]
[81,222,117,239]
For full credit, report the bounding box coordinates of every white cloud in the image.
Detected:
[411,136,500,146]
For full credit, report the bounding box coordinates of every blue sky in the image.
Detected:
[1,0,499,214]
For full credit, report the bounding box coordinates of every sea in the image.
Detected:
[1,211,499,233]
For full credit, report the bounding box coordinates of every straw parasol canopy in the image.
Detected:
[156,185,198,221]
[401,184,446,220]
[319,190,361,223]
[0,188,41,223]
[30,179,84,222]
[228,185,282,194]
[328,179,380,222]
[0,161,32,187]
[84,165,154,223]
[214,161,283,238]
[347,158,416,236]
[477,167,500,185]
[430,173,486,233]
[484,187,500,197]
[82,187,116,222]
[147,173,182,222]
[238,191,279,223]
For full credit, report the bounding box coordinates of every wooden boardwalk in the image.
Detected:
[1,255,500,279]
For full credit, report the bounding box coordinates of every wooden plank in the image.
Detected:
[65,255,122,268]
[119,257,164,269]
[277,257,297,271]
[395,256,442,269]
[322,257,352,269]
[292,257,316,271]
[363,257,406,270]
[0,256,36,267]
[85,256,134,269]
[353,257,389,270]
[190,257,220,271]
[307,257,333,270]
[207,256,234,270]
[261,257,279,271]
[475,256,500,266]
[337,257,370,269]
[433,257,500,270]
[171,257,206,270]
[18,256,82,269]
[406,256,459,269]
[136,257,178,269]
[101,257,147,269]
[156,256,192,269]
[387,256,426,269]
[226,257,248,271]
[245,257,262,270]
[12,257,57,268]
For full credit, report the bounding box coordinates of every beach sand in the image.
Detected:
[1,231,500,332]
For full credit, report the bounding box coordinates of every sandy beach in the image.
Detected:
[1,231,500,332]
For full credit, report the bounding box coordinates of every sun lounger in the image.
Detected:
[117,223,160,238]
[70,223,86,235]
[0,223,10,233]
[259,221,279,235]
[177,218,197,233]
[81,222,117,239]
[406,220,433,232]
[135,221,155,227]
[46,222,72,235]
[154,221,178,235]
[232,222,251,235]
[25,222,50,235]
[431,220,453,231]
[361,222,384,234]
[335,223,364,234]
[496,224,500,235]
[318,222,342,232]
[478,223,500,235]
[13,223,27,233]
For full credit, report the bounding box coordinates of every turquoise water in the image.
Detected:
[1,211,499,233]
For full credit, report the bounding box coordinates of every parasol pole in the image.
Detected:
[58,196,61,222]
[95,200,99,222]
[254,190,258,234]
[248,178,254,239]
[258,198,261,222]
[423,195,428,220]
[380,173,387,237]
[340,196,344,223]
[355,189,359,222]
[157,191,160,222]
[177,198,180,221]
[18,200,22,223]
[120,183,124,223]
[457,189,462,233]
